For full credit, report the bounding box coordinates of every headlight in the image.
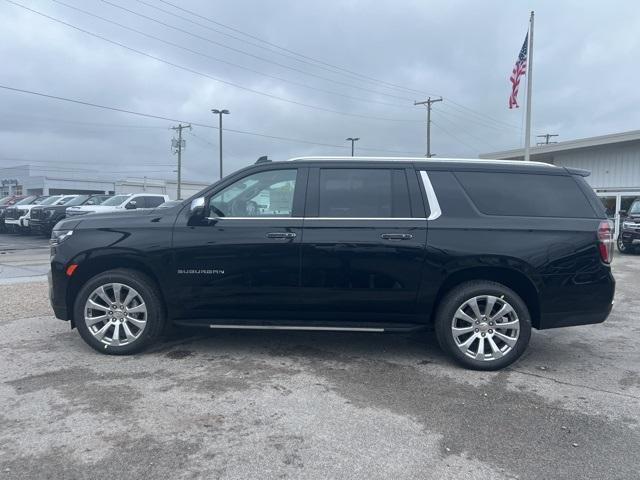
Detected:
[50,229,74,245]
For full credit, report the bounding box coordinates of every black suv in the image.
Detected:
[617,198,640,254]
[31,194,111,236]
[48,158,615,370]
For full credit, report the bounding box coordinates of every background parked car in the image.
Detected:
[4,195,54,233]
[30,194,112,235]
[0,195,25,232]
[66,193,169,216]
[617,197,640,254]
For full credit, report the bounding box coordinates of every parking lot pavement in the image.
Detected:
[0,255,638,479]
[0,233,50,284]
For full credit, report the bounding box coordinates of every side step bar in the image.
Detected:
[208,324,384,332]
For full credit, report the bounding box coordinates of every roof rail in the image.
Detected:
[287,156,555,168]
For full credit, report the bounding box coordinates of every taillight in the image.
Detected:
[598,220,614,264]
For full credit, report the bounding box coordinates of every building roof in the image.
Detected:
[480,129,640,161]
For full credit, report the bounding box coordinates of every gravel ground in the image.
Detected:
[0,254,639,479]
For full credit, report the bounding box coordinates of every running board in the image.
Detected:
[208,324,385,332]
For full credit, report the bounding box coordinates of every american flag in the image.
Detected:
[509,33,528,109]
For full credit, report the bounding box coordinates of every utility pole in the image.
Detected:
[211,109,230,179]
[345,137,360,156]
[414,97,442,157]
[171,123,191,200]
[536,133,558,145]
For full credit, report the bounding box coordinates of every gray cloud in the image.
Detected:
[1,0,638,184]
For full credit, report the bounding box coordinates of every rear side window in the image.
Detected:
[455,171,596,218]
[318,168,411,218]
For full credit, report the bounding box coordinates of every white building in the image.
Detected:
[481,130,640,234]
[0,164,209,200]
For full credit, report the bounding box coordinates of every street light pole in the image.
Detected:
[345,137,360,156]
[211,109,230,179]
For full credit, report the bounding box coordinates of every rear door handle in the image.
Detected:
[266,232,297,239]
[380,233,413,240]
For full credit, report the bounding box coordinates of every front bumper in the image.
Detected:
[620,228,640,245]
[49,260,71,321]
[30,218,56,232]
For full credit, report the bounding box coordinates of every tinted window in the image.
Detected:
[318,168,410,218]
[67,195,90,206]
[455,171,595,218]
[210,169,297,217]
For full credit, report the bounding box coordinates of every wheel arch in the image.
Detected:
[66,256,167,328]
[431,266,541,328]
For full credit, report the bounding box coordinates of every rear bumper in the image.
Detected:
[537,268,615,329]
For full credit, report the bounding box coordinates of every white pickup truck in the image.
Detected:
[66,193,170,217]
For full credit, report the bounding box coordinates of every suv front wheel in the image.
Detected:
[435,281,532,370]
[73,269,166,355]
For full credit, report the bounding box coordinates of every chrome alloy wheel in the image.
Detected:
[84,283,148,346]
[451,295,520,362]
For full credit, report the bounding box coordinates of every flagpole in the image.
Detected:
[524,11,534,161]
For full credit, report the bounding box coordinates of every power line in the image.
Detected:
[430,121,479,155]
[150,0,526,132]
[95,0,416,103]
[150,0,429,97]
[432,111,501,151]
[9,0,421,124]
[50,0,411,109]
[432,105,516,134]
[0,84,425,155]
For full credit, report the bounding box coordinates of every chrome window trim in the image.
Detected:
[420,171,442,221]
[205,216,426,221]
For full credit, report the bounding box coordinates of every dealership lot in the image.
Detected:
[0,234,638,479]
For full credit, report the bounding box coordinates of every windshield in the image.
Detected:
[0,196,12,205]
[38,196,62,205]
[629,201,640,215]
[55,196,78,205]
[83,195,110,206]
[15,195,38,205]
[100,195,130,206]
[65,195,89,206]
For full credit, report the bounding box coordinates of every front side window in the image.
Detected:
[145,196,165,208]
[629,200,640,215]
[210,169,297,217]
[318,168,410,218]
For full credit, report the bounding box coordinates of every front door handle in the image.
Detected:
[380,233,413,240]
[266,232,297,239]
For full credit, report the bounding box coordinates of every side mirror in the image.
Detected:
[190,197,205,216]
[125,200,137,210]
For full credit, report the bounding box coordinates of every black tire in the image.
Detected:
[73,268,166,355]
[434,280,532,371]
[617,237,629,254]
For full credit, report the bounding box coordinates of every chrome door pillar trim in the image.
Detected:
[420,171,442,221]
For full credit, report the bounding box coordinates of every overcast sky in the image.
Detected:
[1,0,639,184]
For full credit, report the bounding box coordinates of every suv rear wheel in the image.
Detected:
[73,269,166,355]
[435,281,532,370]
